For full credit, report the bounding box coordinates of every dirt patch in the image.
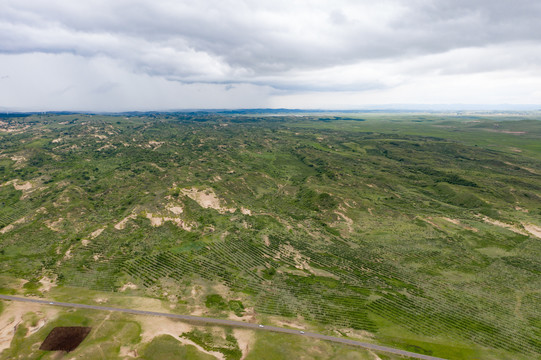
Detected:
[522,223,541,239]
[334,209,354,232]
[145,212,192,231]
[233,328,256,360]
[0,302,59,353]
[119,282,138,292]
[240,207,252,216]
[262,235,270,247]
[115,213,137,230]
[167,205,183,215]
[442,217,478,232]
[40,326,91,352]
[481,216,528,236]
[39,276,56,292]
[45,217,64,232]
[180,187,236,214]
[13,181,32,191]
[90,228,104,239]
[10,155,26,167]
[63,246,73,260]
[419,217,441,230]
[0,216,26,234]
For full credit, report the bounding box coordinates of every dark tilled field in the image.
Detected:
[39,326,91,352]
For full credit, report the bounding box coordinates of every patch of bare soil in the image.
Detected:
[144,212,192,231]
[39,276,57,292]
[0,302,59,353]
[233,328,256,360]
[167,205,183,215]
[114,213,137,230]
[39,327,91,352]
[119,282,138,292]
[334,209,354,233]
[45,217,64,232]
[419,217,441,230]
[522,223,541,239]
[137,317,226,358]
[119,346,138,358]
[180,187,236,214]
[442,217,478,232]
[0,216,26,234]
[13,181,32,191]
[481,216,528,236]
[90,228,104,239]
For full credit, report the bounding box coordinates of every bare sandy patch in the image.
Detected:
[52,138,63,143]
[115,213,137,230]
[166,205,183,215]
[442,217,460,225]
[240,207,252,216]
[90,228,105,239]
[0,224,14,234]
[63,246,73,260]
[119,282,138,292]
[81,239,90,246]
[419,217,441,230]
[145,212,192,231]
[146,141,164,150]
[442,217,478,232]
[180,187,236,214]
[262,235,270,247]
[0,216,26,234]
[13,181,32,191]
[522,223,541,239]
[39,276,56,292]
[137,317,225,359]
[93,134,107,140]
[233,328,256,360]
[334,210,353,233]
[119,346,138,358]
[481,216,528,236]
[45,217,64,232]
[10,155,26,168]
[0,301,59,353]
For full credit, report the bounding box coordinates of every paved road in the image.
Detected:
[0,294,446,360]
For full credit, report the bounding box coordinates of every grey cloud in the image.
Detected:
[1,0,541,94]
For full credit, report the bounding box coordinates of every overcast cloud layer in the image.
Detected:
[1,0,541,111]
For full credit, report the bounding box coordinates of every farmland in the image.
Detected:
[0,112,540,359]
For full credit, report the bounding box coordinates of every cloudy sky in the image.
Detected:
[1,0,541,111]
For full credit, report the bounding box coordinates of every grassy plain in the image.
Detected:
[0,112,540,359]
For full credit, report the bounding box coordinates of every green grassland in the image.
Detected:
[0,112,540,359]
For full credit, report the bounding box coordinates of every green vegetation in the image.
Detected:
[0,112,540,359]
[141,335,216,360]
[181,328,242,360]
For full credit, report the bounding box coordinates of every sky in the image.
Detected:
[1,0,541,111]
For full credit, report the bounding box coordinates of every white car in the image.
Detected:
[258,324,264,328]
[300,331,305,334]
[49,302,54,305]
